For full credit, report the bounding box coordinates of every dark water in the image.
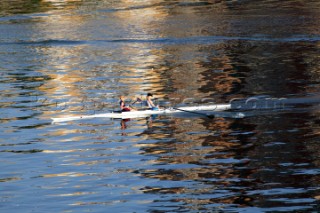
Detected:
[1,0,320,212]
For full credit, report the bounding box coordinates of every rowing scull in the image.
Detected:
[51,104,231,123]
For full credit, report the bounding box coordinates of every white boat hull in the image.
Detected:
[51,104,231,123]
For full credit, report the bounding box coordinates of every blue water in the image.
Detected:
[1,0,320,212]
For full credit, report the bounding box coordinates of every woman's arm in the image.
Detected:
[147,97,156,107]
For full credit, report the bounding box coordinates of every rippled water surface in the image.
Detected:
[1,0,320,212]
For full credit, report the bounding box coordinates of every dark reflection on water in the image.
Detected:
[1,0,320,212]
[198,40,320,105]
[135,112,320,211]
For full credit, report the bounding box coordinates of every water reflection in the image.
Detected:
[127,110,320,211]
[1,0,320,212]
[0,0,50,16]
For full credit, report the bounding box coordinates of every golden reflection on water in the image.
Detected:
[35,0,172,120]
[37,46,87,92]
[112,0,168,97]
[43,127,84,137]
[114,0,169,27]
[41,172,86,178]
[50,191,96,197]
[23,1,93,120]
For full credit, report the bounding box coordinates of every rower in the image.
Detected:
[119,96,135,112]
[146,93,159,110]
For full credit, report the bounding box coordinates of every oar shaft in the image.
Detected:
[172,107,214,119]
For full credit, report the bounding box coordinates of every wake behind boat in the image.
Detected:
[51,104,231,123]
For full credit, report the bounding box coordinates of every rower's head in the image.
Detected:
[147,93,153,97]
[119,95,125,100]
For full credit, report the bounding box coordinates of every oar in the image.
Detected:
[172,107,215,119]
[128,98,142,110]
[130,98,142,106]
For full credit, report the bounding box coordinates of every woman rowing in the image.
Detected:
[119,94,158,111]
[119,96,135,112]
[146,93,159,110]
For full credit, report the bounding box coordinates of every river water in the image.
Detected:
[1,0,320,212]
